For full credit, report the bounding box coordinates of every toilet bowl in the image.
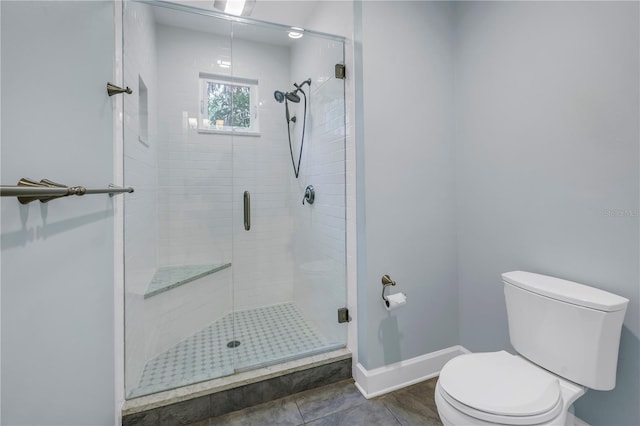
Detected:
[434,271,628,426]
[435,351,585,426]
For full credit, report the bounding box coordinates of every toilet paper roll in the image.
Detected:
[385,292,407,311]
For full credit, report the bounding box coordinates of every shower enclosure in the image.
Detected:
[123,1,347,398]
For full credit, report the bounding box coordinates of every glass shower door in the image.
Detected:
[228,20,347,372]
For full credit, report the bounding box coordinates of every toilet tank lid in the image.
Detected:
[502,271,629,312]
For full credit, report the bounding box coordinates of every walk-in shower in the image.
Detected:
[123,1,346,399]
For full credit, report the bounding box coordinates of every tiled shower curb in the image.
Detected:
[122,351,352,426]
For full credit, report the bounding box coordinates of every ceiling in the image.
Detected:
[152,0,322,46]
[174,0,321,28]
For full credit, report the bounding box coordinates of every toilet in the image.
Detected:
[435,271,629,426]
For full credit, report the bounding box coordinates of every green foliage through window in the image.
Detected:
[207,82,251,128]
[199,74,259,134]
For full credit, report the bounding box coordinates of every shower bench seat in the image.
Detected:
[143,263,232,299]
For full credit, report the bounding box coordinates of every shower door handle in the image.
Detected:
[243,191,251,231]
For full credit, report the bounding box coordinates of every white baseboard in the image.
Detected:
[354,345,469,399]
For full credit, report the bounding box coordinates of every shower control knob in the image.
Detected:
[303,185,315,205]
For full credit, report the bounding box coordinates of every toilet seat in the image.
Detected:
[438,351,563,425]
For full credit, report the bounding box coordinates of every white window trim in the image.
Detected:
[198,73,260,136]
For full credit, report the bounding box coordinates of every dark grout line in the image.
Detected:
[293,398,306,425]
[382,403,403,426]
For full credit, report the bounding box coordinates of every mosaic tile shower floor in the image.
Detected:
[129,303,328,398]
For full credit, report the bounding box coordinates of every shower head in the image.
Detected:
[275,79,310,104]
[285,92,300,103]
[274,90,300,103]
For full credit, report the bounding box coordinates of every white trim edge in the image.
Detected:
[354,345,469,399]
[113,1,125,425]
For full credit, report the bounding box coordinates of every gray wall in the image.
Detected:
[1,1,116,424]
[355,0,459,370]
[355,0,638,423]
[454,2,639,425]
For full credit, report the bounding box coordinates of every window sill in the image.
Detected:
[198,129,260,137]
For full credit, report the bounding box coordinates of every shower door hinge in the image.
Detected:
[335,64,346,80]
[338,307,350,323]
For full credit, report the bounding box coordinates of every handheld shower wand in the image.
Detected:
[274,78,312,178]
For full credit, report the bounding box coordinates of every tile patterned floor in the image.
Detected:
[130,303,328,398]
[188,377,442,425]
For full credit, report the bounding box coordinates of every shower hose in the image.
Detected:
[286,90,307,179]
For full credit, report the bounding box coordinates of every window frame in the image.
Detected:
[198,73,260,136]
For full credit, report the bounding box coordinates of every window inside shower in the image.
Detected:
[198,73,260,134]
[122,0,347,399]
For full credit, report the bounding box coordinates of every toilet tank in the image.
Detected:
[503,271,628,391]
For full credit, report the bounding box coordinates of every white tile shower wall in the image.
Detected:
[289,36,347,344]
[228,33,298,311]
[122,23,233,369]
[123,1,159,394]
[155,24,295,313]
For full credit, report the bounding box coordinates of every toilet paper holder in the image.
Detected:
[381,274,396,307]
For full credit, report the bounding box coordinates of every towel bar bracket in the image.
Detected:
[0,177,134,204]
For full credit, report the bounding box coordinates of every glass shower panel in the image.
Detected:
[229,21,347,371]
[289,33,347,353]
[123,2,234,398]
